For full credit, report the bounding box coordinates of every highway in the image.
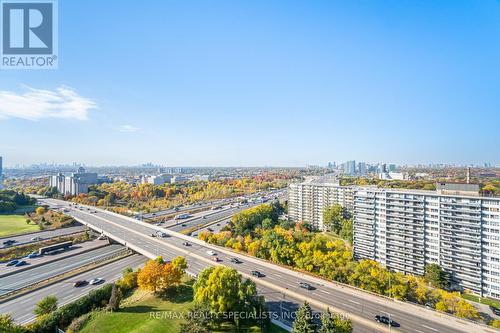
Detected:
[0,239,109,277]
[0,225,87,249]
[39,198,488,333]
[0,244,125,296]
[166,202,260,233]
[0,254,146,325]
[141,189,285,220]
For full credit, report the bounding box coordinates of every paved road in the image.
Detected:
[38,198,484,333]
[0,239,109,276]
[167,203,260,233]
[0,225,86,249]
[0,254,146,325]
[141,189,285,220]
[0,244,125,296]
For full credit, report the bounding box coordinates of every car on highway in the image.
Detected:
[251,270,265,278]
[206,250,217,256]
[14,260,27,267]
[490,305,500,316]
[207,227,214,232]
[182,241,191,246]
[230,258,242,264]
[156,231,167,238]
[375,315,399,327]
[298,282,314,290]
[2,239,16,246]
[31,236,44,241]
[73,280,88,287]
[89,278,105,285]
[6,259,19,266]
[212,257,221,262]
[27,252,40,259]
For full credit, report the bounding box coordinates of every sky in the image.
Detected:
[0,0,499,167]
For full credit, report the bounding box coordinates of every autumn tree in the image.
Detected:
[35,206,46,215]
[137,256,186,293]
[117,267,138,291]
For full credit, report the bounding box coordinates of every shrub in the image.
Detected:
[29,284,113,333]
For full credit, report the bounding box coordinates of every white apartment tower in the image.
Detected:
[288,176,354,230]
[288,178,500,299]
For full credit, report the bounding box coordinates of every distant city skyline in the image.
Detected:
[1,1,499,166]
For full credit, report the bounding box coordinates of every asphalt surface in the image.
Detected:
[141,190,285,220]
[0,225,86,249]
[0,239,109,276]
[167,203,260,233]
[0,254,146,325]
[37,198,481,333]
[0,244,125,296]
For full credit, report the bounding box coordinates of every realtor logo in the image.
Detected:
[1,0,58,69]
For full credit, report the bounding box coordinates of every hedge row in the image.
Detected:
[28,284,113,333]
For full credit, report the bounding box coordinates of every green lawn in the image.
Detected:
[462,293,500,309]
[0,214,39,237]
[80,283,287,333]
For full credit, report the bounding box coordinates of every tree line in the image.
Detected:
[199,204,481,321]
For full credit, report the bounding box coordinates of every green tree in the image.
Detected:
[319,308,352,333]
[180,303,211,333]
[323,204,345,233]
[34,295,58,317]
[117,267,138,291]
[292,302,317,333]
[193,266,263,326]
[339,219,353,244]
[424,264,449,289]
[0,314,26,333]
[262,217,274,229]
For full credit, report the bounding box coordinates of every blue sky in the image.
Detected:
[1,0,499,167]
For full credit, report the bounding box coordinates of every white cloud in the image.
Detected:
[119,124,140,133]
[0,86,97,121]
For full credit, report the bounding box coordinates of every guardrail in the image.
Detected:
[0,247,130,303]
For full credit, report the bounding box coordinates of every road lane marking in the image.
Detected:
[348,300,361,305]
[421,325,438,331]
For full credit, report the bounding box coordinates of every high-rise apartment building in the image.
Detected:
[288,176,354,230]
[288,177,500,299]
[49,167,98,196]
